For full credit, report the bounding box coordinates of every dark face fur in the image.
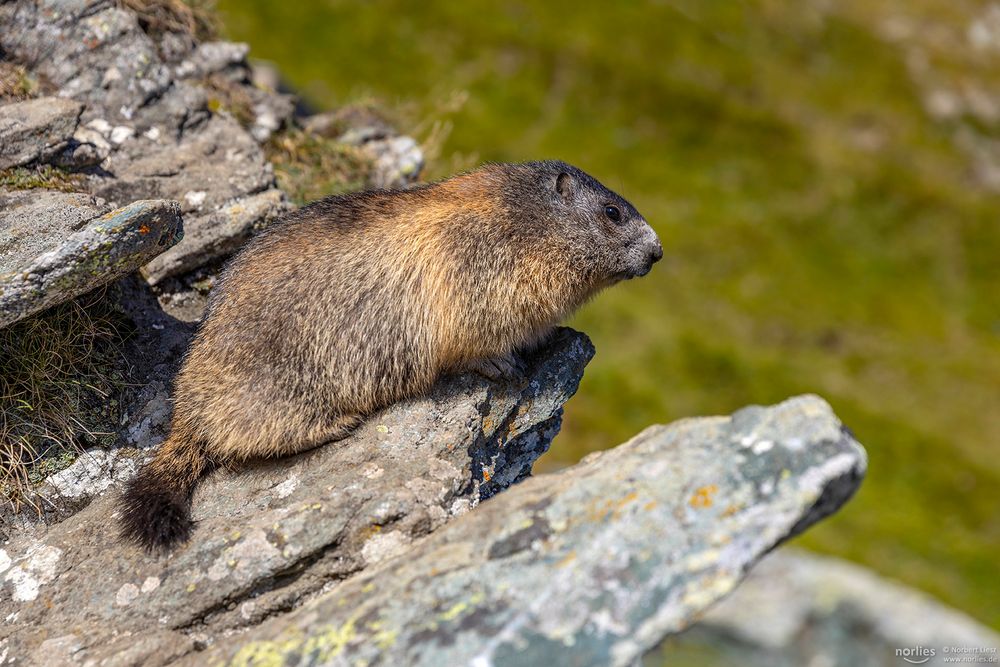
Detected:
[533,161,662,284]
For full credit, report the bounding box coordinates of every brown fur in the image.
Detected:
[119,160,661,551]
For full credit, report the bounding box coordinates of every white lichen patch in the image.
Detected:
[428,458,461,483]
[361,463,384,480]
[361,530,411,565]
[109,125,134,144]
[751,439,774,454]
[782,437,805,451]
[274,474,299,499]
[115,582,139,607]
[450,498,473,516]
[46,448,136,499]
[797,452,862,496]
[3,544,62,602]
[207,529,282,582]
[0,549,10,574]
[140,576,160,593]
[184,190,207,208]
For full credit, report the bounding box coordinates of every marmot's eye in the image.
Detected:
[604,205,622,222]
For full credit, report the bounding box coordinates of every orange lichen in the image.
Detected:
[689,484,719,509]
[138,224,150,234]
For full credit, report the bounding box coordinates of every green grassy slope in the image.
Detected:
[217,0,1000,626]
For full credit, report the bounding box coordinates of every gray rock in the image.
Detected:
[0,387,866,666]
[0,4,172,127]
[0,189,110,274]
[663,549,1000,667]
[174,41,252,80]
[0,0,424,291]
[0,197,183,328]
[143,189,289,284]
[0,329,594,665]
[306,108,425,189]
[364,134,425,189]
[185,394,865,667]
[0,0,290,285]
[0,97,84,169]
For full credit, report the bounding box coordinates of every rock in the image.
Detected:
[364,134,425,189]
[0,4,171,127]
[142,189,288,284]
[175,42,252,79]
[0,189,110,273]
[0,97,84,169]
[0,329,594,664]
[665,549,1000,667]
[0,0,290,285]
[0,386,866,665]
[0,197,183,328]
[188,395,865,667]
[304,106,425,189]
[0,0,423,292]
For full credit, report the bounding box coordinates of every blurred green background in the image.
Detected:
[215,0,999,627]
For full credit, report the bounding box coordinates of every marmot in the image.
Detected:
[120,160,662,551]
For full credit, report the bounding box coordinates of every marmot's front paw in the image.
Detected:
[467,351,527,382]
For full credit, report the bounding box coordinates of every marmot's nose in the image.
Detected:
[648,240,663,264]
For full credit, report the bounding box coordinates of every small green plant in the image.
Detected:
[0,291,133,513]
[0,165,87,193]
[203,72,257,128]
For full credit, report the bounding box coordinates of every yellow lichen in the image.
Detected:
[555,550,577,568]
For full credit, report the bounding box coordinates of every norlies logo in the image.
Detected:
[896,646,937,664]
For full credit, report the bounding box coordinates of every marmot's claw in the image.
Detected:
[468,352,527,383]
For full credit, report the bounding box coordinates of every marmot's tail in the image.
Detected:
[119,428,209,552]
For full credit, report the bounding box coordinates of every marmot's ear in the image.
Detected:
[556,171,575,201]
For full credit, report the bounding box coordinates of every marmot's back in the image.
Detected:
[120,161,662,551]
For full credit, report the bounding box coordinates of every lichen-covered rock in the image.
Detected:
[0,329,594,665]
[0,0,290,286]
[0,197,183,328]
[0,387,866,666]
[186,394,865,667]
[0,0,423,291]
[665,549,1000,667]
[0,97,83,169]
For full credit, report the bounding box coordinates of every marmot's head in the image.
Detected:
[503,161,662,287]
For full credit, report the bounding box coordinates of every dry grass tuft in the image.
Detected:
[0,291,133,514]
[0,61,39,101]
[117,0,219,42]
[266,129,373,205]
